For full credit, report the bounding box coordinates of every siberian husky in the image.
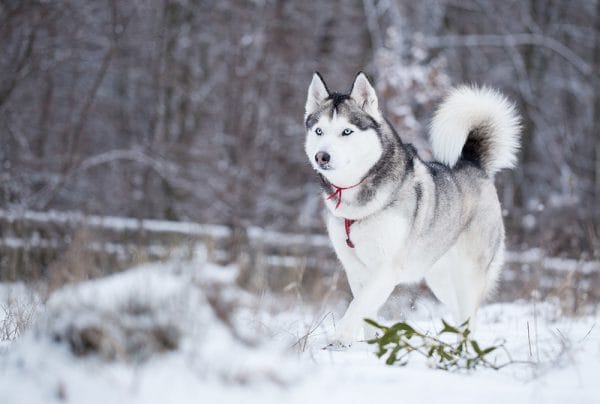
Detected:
[304,72,520,346]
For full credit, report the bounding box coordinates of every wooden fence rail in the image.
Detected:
[1,210,599,307]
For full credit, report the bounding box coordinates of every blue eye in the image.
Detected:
[315,127,323,136]
[342,128,353,136]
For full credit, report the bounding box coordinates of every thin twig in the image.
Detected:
[291,311,332,351]
[578,323,595,343]
[527,321,533,358]
[422,33,592,76]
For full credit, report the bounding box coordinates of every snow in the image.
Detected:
[1,255,599,404]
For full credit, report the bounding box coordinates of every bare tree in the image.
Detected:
[1,0,597,257]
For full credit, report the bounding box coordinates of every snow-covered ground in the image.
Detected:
[0,253,598,404]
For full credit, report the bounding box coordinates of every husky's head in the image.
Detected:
[304,72,383,187]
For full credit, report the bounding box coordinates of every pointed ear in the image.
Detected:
[305,72,329,116]
[350,72,380,118]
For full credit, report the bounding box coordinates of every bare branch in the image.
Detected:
[423,33,593,76]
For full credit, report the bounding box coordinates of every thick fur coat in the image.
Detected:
[304,73,520,346]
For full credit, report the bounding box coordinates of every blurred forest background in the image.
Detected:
[1,0,599,260]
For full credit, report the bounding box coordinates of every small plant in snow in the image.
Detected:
[365,318,517,371]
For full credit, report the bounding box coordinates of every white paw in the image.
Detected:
[322,340,350,351]
[332,323,357,347]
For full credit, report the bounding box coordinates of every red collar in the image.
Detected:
[326,180,363,248]
[326,180,364,209]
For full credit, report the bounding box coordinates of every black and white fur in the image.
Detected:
[304,72,520,346]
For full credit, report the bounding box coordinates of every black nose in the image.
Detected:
[315,151,330,167]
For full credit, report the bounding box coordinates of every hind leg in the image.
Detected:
[450,224,505,327]
[448,258,487,328]
[425,247,487,327]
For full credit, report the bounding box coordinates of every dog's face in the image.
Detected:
[304,73,383,187]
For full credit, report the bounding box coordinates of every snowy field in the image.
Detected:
[0,253,598,404]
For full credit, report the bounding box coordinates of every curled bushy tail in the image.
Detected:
[429,85,521,176]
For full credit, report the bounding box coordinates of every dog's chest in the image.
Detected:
[329,209,409,267]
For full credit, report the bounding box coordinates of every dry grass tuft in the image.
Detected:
[1,288,39,342]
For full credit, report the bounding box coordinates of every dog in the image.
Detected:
[304,72,520,346]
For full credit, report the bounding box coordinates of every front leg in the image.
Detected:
[333,267,397,346]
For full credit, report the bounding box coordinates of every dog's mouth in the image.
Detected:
[315,158,354,174]
[317,162,333,171]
